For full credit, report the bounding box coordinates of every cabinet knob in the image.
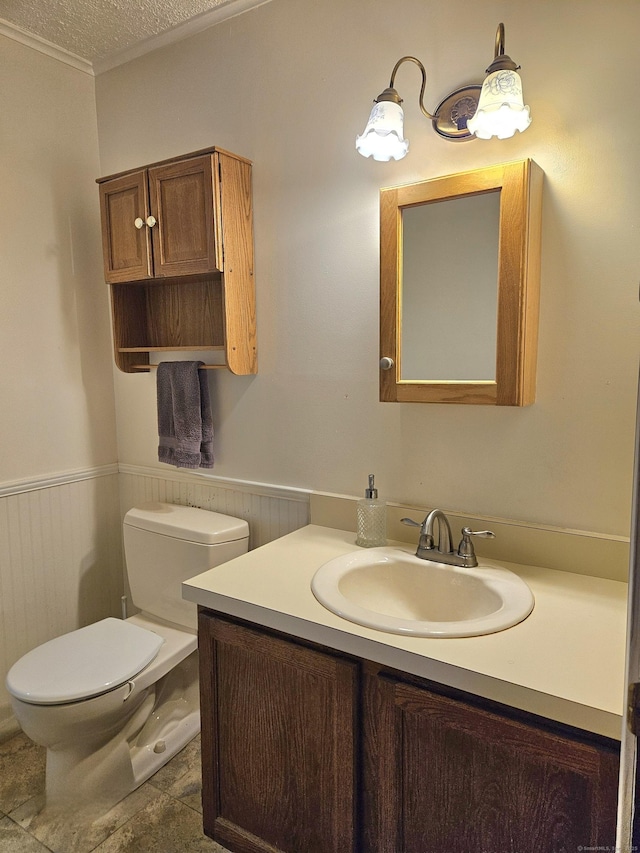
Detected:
[380,357,394,370]
[134,216,157,229]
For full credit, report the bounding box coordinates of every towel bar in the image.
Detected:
[132,364,228,371]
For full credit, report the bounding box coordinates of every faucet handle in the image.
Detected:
[458,526,496,559]
[462,527,496,539]
[401,516,434,550]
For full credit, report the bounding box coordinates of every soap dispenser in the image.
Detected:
[356,474,387,548]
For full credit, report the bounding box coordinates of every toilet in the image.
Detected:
[5,502,249,818]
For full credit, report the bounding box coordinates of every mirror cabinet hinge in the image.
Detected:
[628,682,640,736]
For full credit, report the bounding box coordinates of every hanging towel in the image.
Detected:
[157,362,214,469]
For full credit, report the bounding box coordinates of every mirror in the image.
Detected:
[380,159,543,405]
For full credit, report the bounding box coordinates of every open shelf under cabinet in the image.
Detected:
[110,277,227,373]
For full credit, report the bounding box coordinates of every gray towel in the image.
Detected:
[157,362,214,469]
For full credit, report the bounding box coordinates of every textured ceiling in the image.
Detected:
[0,0,258,65]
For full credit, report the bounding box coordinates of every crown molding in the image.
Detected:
[0,18,94,75]
[93,0,271,74]
[0,0,270,77]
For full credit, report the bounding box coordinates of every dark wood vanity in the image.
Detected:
[198,610,619,853]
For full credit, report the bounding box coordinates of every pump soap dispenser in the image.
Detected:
[356,474,387,548]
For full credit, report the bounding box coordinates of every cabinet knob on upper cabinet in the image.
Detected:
[134,216,156,229]
[380,357,394,370]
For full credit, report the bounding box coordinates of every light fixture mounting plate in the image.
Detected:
[433,84,482,141]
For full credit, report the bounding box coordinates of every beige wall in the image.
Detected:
[0,36,121,733]
[0,35,117,479]
[95,0,640,538]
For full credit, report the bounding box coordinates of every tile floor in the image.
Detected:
[0,731,231,853]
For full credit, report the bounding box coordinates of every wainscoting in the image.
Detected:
[2,459,628,740]
[118,465,310,552]
[0,467,123,736]
[0,464,311,737]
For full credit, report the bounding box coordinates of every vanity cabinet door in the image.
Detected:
[362,668,619,853]
[198,613,358,853]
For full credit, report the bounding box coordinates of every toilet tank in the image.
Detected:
[123,502,249,630]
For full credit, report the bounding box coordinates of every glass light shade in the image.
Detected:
[356,101,409,161]
[467,69,531,140]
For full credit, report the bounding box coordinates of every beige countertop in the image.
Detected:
[182,524,628,740]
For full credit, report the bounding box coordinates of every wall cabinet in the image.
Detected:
[380,160,543,405]
[97,147,256,374]
[99,155,222,283]
[199,611,619,853]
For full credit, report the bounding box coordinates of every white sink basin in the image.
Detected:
[311,547,534,638]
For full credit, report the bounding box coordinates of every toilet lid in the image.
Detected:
[6,618,164,705]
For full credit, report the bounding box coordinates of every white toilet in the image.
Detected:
[5,502,249,819]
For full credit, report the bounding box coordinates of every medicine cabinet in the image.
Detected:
[97,147,256,375]
[379,159,543,405]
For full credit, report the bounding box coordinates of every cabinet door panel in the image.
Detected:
[99,171,152,282]
[363,673,619,853]
[199,614,358,853]
[148,156,220,278]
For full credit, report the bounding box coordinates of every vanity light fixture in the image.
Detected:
[467,23,531,139]
[355,22,530,161]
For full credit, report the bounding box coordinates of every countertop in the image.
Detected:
[182,524,628,740]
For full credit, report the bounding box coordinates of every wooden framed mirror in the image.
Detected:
[379,159,543,405]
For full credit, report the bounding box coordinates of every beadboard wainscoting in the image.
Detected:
[0,465,310,739]
[118,466,311,551]
[0,466,123,738]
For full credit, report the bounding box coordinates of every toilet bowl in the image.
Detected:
[5,502,249,819]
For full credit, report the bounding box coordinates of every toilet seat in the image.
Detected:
[6,618,164,705]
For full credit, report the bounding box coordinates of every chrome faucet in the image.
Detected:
[401,509,495,568]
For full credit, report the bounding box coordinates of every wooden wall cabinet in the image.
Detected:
[380,160,543,405]
[199,611,619,853]
[97,147,256,375]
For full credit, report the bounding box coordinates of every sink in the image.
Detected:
[311,547,534,638]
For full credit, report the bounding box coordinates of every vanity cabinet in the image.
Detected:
[362,665,619,852]
[97,147,256,374]
[198,612,358,853]
[198,611,619,853]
